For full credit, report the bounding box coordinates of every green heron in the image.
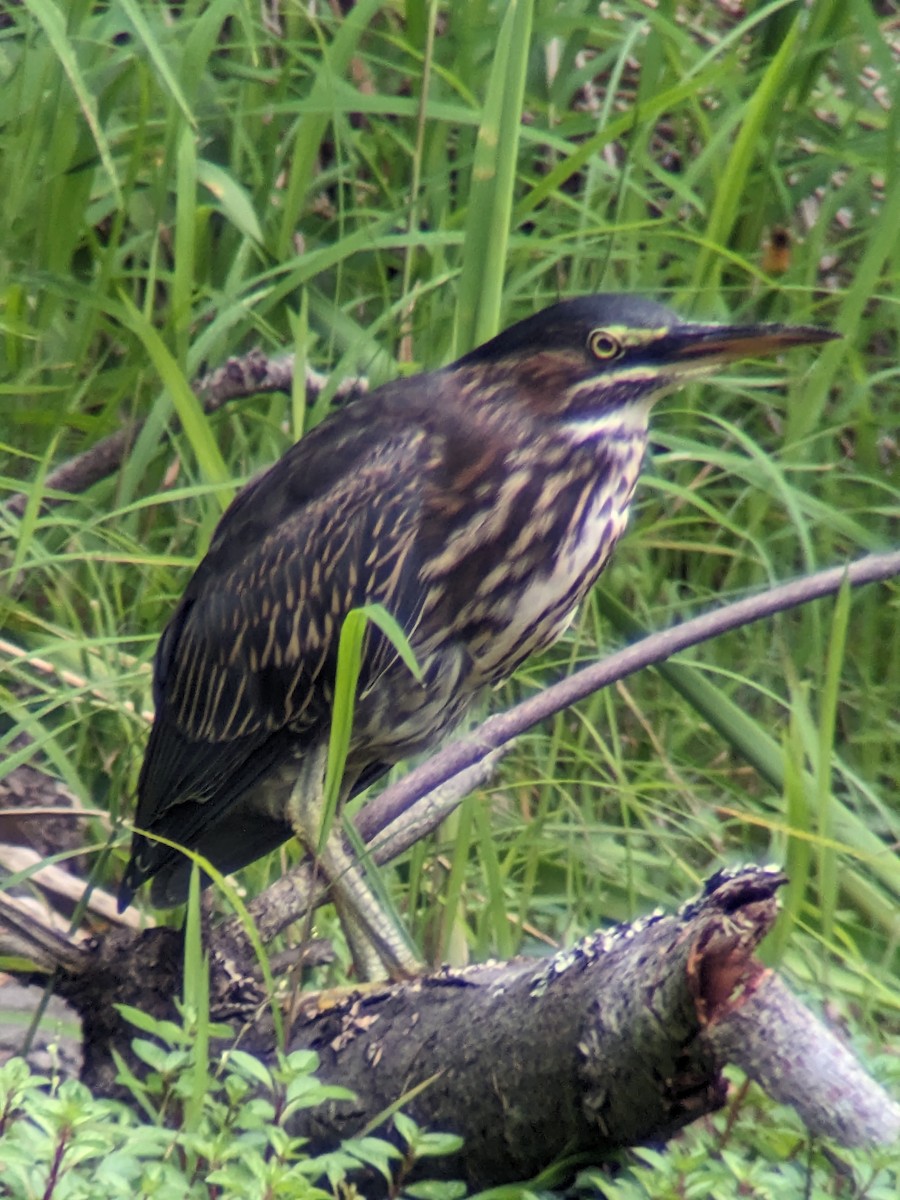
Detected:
[119,295,835,977]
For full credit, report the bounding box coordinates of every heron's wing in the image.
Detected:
[125,420,431,886]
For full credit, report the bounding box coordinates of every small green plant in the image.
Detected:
[567,1080,898,1200]
[0,1054,180,1199]
[0,1015,465,1200]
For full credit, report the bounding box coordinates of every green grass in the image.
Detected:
[1,0,898,1194]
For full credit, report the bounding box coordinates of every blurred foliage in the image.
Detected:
[0,0,897,1194]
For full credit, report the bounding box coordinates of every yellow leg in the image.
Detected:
[287,746,421,981]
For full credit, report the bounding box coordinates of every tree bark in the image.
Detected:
[280,865,899,1190]
[2,866,896,1194]
[3,353,367,518]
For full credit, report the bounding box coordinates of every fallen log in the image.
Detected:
[2,865,896,1193]
[281,865,899,1189]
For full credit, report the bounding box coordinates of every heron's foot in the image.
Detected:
[287,767,421,981]
[334,888,421,982]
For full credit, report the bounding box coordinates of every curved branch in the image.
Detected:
[364,549,900,835]
[3,355,366,518]
[249,549,899,940]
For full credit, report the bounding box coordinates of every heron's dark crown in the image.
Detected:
[454,295,681,368]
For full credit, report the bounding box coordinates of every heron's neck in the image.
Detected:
[557,398,653,447]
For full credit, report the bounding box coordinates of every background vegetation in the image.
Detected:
[1,0,897,1195]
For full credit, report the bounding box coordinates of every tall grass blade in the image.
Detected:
[117,295,233,506]
[118,0,198,126]
[276,0,387,258]
[788,171,900,445]
[182,865,210,1137]
[816,575,852,955]
[321,604,423,853]
[456,0,534,351]
[173,125,198,364]
[23,0,122,206]
[690,10,801,291]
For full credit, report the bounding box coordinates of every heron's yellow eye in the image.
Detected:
[587,329,623,360]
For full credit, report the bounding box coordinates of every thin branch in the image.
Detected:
[0,637,153,721]
[3,354,366,517]
[0,891,91,974]
[0,844,141,929]
[359,549,900,839]
[248,550,899,937]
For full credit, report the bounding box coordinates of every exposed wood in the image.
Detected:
[708,971,900,1148]
[3,866,897,1194]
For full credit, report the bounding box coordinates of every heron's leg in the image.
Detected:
[286,747,421,981]
[316,820,420,981]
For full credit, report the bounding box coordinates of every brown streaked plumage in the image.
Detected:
[119,295,837,977]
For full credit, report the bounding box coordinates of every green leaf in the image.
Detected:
[456,0,535,350]
[22,0,122,205]
[320,603,422,852]
[117,0,198,128]
[116,293,234,508]
[222,1049,275,1092]
[198,159,265,246]
[276,0,390,257]
[816,573,852,952]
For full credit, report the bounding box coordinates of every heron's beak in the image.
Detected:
[664,321,840,364]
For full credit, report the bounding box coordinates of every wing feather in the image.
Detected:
[123,420,431,898]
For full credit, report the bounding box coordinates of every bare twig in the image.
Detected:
[249,549,900,940]
[0,844,143,929]
[0,891,90,974]
[3,354,366,518]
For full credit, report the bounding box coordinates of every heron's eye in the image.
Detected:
[587,329,623,360]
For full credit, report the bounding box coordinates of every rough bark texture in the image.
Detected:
[709,971,900,1147]
[278,867,772,1189]
[5,863,896,1194]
